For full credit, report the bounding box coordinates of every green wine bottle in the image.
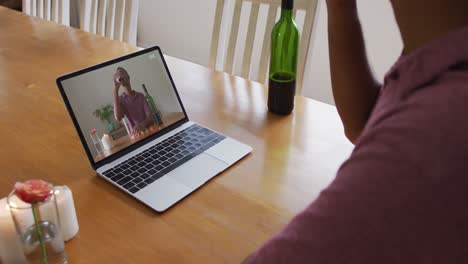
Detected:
[268,0,299,115]
[142,84,164,125]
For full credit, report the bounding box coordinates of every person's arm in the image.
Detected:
[113,81,124,122]
[327,0,380,143]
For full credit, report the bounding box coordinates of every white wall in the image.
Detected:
[138,0,217,66]
[137,0,403,105]
[61,51,183,157]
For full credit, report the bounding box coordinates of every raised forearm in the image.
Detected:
[327,2,380,143]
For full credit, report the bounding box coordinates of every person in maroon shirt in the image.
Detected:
[245,0,468,263]
[113,67,155,137]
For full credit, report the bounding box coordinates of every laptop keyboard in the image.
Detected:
[102,124,226,194]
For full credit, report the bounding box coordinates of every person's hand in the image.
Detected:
[113,71,122,92]
[132,123,146,137]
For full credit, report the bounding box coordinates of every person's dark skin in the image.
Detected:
[328,0,468,144]
[327,0,379,144]
[242,0,468,263]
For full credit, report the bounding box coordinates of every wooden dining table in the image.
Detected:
[0,6,353,264]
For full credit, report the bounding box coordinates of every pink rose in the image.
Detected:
[14,179,53,204]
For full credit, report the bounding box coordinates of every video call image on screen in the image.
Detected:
[61,51,185,162]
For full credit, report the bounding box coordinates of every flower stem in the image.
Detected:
[32,204,48,264]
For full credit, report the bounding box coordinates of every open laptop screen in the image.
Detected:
[58,48,187,166]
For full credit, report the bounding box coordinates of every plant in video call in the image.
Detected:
[92,104,118,132]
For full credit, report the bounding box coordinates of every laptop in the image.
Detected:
[56,46,252,212]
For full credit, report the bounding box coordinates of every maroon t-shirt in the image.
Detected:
[251,27,468,263]
[119,91,151,131]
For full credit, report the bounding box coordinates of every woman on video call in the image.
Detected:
[113,67,155,136]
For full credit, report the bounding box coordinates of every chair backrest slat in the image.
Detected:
[296,0,317,94]
[59,0,69,25]
[44,0,51,20]
[113,0,125,42]
[37,0,44,18]
[79,0,90,31]
[31,0,36,16]
[123,0,138,44]
[224,0,243,75]
[258,3,278,83]
[241,2,260,79]
[89,0,98,33]
[22,0,30,14]
[78,0,138,45]
[51,0,58,23]
[96,0,108,36]
[23,0,70,26]
[105,0,116,39]
[209,0,225,69]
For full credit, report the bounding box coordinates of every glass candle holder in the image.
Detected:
[7,187,68,264]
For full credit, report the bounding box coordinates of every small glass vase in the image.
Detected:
[7,187,68,264]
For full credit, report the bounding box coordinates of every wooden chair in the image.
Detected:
[209,0,317,94]
[22,0,70,26]
[79,0,139,45]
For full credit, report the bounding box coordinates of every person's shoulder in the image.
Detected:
[406,65,468,112]
[356,66,468,163]
[433,64,468,94]
[373,64,468,127]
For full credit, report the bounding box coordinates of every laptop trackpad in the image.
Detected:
[134,176,192,212]
[167,153,228,189]
[205,137,252,164]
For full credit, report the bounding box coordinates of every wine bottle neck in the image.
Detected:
[282,0,293,9]
[142,85,149,95]
[280,0,294,20]
[280,9,293,20]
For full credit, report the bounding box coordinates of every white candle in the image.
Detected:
[101,134,112,151]
[55,186,79,241]
[0,198,27,264]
